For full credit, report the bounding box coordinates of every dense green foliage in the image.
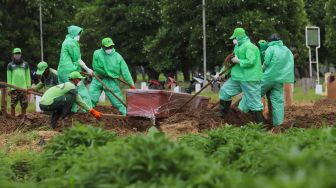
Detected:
[1,125,336,187]
[0,0,335,79]
[305,0,328,63]
[325,0,336,62]
[0,0,78,68]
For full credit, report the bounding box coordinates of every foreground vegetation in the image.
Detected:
[1,124,336,187]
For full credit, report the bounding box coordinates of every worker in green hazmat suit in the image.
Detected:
[32,61,58,92]
[261,33,294,126]
[89,37,135,115]
[218,28,264,123]
[57,25,93,111]
[40,71,102,128]
[238,39,269,113]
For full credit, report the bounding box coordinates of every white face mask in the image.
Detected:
[233,39,238,45]
[13,54,21,60]
[105,49,113,54]
[74,35,80,41]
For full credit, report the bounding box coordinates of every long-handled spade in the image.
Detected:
[81,72,127,108]
[173,57,234,115]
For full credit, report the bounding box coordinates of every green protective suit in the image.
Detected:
[57,25,92,111]
[220,79,263,111]
[7,60,31,89]
[40,82,91,111]
[262,40,294,126]
[33,68,58,92]
[89,48,134,115]
[219,36,263,112]
[230,36,263,82]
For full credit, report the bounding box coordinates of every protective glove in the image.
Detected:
[78,59,94,75]
[89,109,102,119]
[231,56,240,64]
[130,85,136,89]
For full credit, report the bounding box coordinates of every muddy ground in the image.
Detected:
[1,99,336,139]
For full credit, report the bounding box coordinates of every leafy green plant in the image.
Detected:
[44,124,117,160]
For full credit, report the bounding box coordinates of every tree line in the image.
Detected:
[0,0,335,81]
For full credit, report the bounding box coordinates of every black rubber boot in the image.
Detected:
[50,112,61,129]
[253,111,264,124]
[217,100,232,118]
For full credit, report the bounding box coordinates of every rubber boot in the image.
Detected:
[19,108,26,118]
[253,111,264,124]
[50,112,61,129]
[217,100,232,118]
[11,107,15,117]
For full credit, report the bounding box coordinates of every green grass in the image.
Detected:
[199,91,218,103]
[198,86,325,104]
[293,86,324,103]
[0,94,36,113]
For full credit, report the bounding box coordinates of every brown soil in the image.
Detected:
[1,99,336,138]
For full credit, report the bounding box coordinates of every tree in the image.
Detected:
[87,0,163,80]
[144,1,201,81]
[0,0,79,69]
[73,1,102,66]
[146,0,308,81]
[325,0,336,63]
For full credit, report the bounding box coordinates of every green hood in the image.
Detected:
[67,25,83,39]
[237,36,250,46]
[258,40,268,52]
[268,40,283,47]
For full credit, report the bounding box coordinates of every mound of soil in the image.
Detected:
[1,99,336,137]
[283,99,336,128]
[0,106,154,136]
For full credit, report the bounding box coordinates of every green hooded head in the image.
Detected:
[258,40,268,51]
[67,25,83,39]
[229,28,247,40]
[102,37,115,47]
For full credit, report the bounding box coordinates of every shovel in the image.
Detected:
[81,72,127,107]
[174,62,234,114]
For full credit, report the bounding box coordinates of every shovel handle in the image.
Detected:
[90,74,127,107]
[0,81,43,96]
[174,64,234,114]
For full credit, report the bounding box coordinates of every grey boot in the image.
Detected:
[217,100,232,118]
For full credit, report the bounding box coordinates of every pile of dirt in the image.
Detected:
[1,99,336,137]
[0,113,49,134]
[283,99,336,128]
[159,107,256,138]
[0,106,153,136]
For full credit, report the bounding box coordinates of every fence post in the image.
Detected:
[1,88,7,115]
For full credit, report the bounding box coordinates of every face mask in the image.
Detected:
[233,39,238,45]
[75,80,81,86]
[74,35,80,41]
[13,54,21,60]
[105,49,113,54]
